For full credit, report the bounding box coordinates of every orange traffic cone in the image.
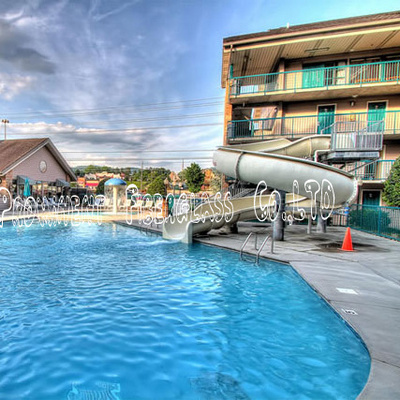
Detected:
[341,227,354,252]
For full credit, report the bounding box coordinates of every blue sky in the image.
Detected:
[0,0,399,169]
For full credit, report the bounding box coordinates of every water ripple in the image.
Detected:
[0,223,370,399]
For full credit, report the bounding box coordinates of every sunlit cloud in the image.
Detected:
[0,73,34,100]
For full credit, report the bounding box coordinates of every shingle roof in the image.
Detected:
[224,10,400,44]
[0,138,48,173]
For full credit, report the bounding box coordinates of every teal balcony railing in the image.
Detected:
[342,160,395,180]
[230,60,400,97]
[227,110,400,140]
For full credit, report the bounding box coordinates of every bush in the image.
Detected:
[383,156,400,206]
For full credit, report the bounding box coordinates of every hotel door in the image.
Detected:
[367,102,386,132]
[317,105,335,134]
[362,190,380,206]
[302,64,325,88]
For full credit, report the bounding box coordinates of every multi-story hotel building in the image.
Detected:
[221,11,400,206]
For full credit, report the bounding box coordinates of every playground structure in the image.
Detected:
[104,178,127,214]
[162,132,375,243]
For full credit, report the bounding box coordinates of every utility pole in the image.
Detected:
[140,161,143,193]
[2,119,9,140]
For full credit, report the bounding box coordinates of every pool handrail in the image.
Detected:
[256,235,274,264]
[240,232,256,260]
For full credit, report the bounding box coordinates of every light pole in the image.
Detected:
[2,119,9,140]
[140,161,143,193]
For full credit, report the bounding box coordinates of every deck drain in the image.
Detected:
[342,309,358,315]
[336,288,358,295]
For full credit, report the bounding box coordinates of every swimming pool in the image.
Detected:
[0,223,369,399]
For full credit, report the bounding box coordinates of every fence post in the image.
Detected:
[264,74,268,95]
[345,205,350,227]
[292,118,294,139]
[378,206,382,236]
[397,61,400,84]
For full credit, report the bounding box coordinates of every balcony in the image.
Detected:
[229,60,400,102]
[227,110,400,142]
[341,160,395,181]
[328,121,383,152]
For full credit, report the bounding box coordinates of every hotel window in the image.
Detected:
[302,62,338,88]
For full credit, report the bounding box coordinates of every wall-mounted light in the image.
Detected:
[350,100,356,107]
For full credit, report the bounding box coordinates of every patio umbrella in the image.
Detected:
[23,178,31,197]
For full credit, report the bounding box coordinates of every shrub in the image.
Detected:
[383,156,400,206]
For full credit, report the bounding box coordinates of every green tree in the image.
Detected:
[84,165,115,174]
[147,176,167,196]
[185,163,205,193]
[178,170,186,182]
[96,178,107,195]
[210,169,223,194]
[84,165,98,174]
[383,157,400,206]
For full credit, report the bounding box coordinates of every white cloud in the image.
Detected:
[0,73,34,100]
[6,120,216,170]
[0,1,222,171]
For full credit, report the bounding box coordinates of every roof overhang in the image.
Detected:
[222,12,400,87]
[56,178,71,187]
[45,140,77,181]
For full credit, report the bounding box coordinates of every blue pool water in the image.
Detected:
[0,223,369,399]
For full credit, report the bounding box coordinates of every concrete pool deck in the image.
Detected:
[192,223,400,400]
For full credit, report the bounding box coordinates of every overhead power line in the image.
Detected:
[5,97,224,120]
[67,157,213,161]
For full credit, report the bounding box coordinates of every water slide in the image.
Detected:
[162,135,358,243]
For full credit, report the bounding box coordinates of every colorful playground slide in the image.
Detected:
[162,135,358,243]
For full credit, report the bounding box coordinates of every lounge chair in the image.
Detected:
[42,197,52,209]
[142,199,153,209]
[154,198,163,211]
[94,196,105,207]
[119,197,133,210]
[132,199,144,210]
[103,197,112,209]
[49,197,65,208]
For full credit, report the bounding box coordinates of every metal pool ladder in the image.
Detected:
[240,232,274,264]
[240,232,256,260]
[256,235,274,264]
